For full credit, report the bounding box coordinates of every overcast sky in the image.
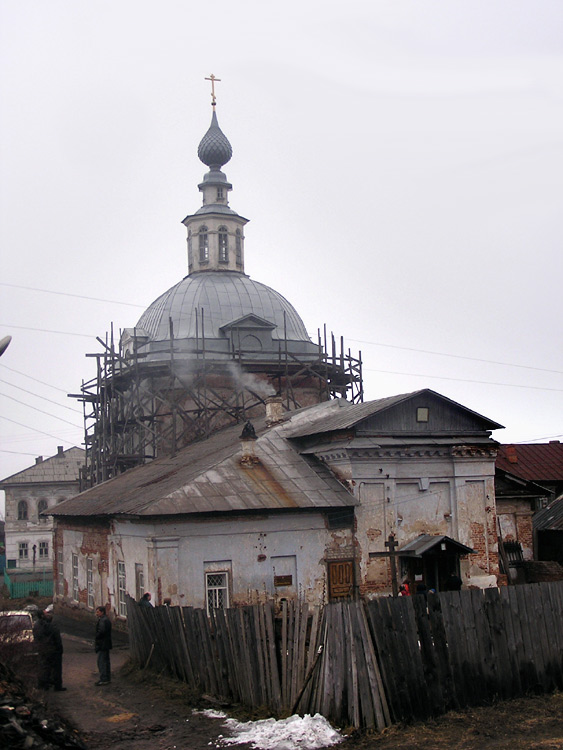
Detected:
[1,1,562,514]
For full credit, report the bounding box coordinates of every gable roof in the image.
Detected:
[398,534,474,557]
[282,389,502,439]
[0,447,85,487]
[50,416,354,518]
[496,443,563,483]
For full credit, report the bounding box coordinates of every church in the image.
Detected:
[51,86,503,621]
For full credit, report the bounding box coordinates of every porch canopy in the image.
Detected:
[398,534,474,557]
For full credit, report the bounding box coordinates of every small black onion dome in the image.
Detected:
[197,111,233,169]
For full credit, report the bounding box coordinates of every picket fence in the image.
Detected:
[126,581,563,730]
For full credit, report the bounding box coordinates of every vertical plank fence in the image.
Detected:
[126,581,563,730]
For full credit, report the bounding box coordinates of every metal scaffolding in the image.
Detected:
[71,320,363,489]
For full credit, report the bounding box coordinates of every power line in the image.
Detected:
[363,367,563,392]
[0,449,40,457]
[3,325,562,393]
[0,379,82,413]
[4,281,560,377]
[0,393,83,428]
[0,323,94,339]
[0,282,145,309]
[349,337,563,375]
[0,415,76,442]
[0,364,72,394]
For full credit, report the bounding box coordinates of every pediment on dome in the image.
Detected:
[220,314,277,332]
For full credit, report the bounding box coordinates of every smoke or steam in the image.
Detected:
[228,363,275,397]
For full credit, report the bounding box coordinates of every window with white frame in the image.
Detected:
[135,563,144,601]
[87,558,94,609]
[38,541,49,559]
[218,226,228,263]
[199,226,209,262]
[72,554,79,601]
[117,561,127,617]
[17,500,28,521]
[206,571,229,614]
[18,542,28,560]
[57,551,64,596]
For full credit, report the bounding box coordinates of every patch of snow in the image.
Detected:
[194,709,229,720]
[218,713,343,750]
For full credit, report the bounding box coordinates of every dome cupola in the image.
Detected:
[182,78,248,275]
[197,110,232,170]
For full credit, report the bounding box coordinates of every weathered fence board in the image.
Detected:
[127,581,563,731]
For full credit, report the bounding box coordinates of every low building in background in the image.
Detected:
[0,447,84,597]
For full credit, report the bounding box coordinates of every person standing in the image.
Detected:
[94,605,112,686]
[33,606,66,691]
[139,592,153,608]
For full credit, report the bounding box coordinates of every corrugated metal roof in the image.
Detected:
[0,447,84,486]
[534,495,563,531]
[136,272,311,343]
[496,443,563,482]
[51,418,354,518]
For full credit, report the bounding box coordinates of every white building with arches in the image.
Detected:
[0,446,84,574]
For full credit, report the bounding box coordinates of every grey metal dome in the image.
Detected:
[136,272,311,343]
[197,111,232,169]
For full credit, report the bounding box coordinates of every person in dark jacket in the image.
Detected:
[33,606,66,691]
[139,592,153,608]
[94,605,112,685]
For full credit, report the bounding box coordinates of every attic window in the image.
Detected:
[417,407,429,423]
[326,507,354,529]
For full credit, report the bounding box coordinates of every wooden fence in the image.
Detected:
[126,581,563,730]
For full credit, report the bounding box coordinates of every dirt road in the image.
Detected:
[44,632,563,750]
[42,633,253,750]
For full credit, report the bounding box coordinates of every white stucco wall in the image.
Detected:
[57,510,352,618]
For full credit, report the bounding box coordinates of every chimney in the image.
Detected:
[265,396,284,426]
[240,421,258,466]
[57,446,64,457]
[505,445,518,464]
[35,456,43,465]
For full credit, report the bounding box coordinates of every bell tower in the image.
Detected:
[182,75,248,274]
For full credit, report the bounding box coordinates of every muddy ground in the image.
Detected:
[42,634,563,750]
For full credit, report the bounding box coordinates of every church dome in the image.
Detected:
[136,271,311,344]
[197,111,232,169]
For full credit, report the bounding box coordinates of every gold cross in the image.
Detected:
[205,74,221,108]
